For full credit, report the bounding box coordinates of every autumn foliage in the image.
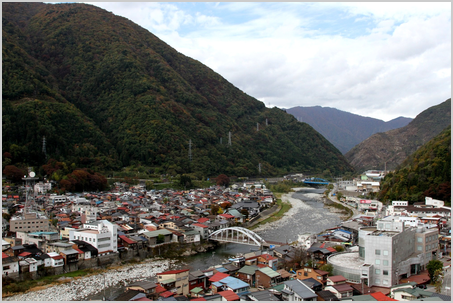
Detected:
[216,174,230,187]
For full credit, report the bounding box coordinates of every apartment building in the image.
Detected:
[69,220,118,253]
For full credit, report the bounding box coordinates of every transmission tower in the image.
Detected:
[188,139,192,161]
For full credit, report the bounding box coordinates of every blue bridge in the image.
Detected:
[303,177,330,185]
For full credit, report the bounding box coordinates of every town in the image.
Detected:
[2,171,451,301]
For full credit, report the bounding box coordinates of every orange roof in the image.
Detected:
[160,291,174,298]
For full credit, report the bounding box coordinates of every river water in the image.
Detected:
[86,187,342,300]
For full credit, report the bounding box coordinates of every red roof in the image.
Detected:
[155,285,167,294]
[51,255,64,260]
[259,254,277,261]
[328,275,347,282]
[2,252,9,259]
[75,248,84,254]
[192,223,208,228]
[157,269,189,276]
[326,247,337,253]
[209,272,229,282]
[198,218,210,223]
[370,292,397,301]
[132,298,152,301]
[190,298,207,301]
[219,214,234,219]
[18,252,32,257]
[218,290,240,301]
[159,291,174,298]
[119,235,137,244]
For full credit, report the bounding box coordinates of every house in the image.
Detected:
[237,265,258,286]
[141,229,173,246]
[2,251,19,278]
[316,290,339,301]
[189,270,209,291]
[326,275,347,285]
[255,267,281,289]
[191,223,210,239]
[246,290,280,301]
[257,253,278,270]
[296,267,329,285]
[126,281,158,299]
[59,249,79,269]
[214,276,250,296]
[281,279,317,301]
[157,269,190,296]
[217,290,240,301]
[46,252,65,267]
[299,277,323,292]
[324,283,354,299]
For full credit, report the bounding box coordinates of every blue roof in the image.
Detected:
[219,276,250,290]
[215,267,229,273]
[337,229,352,234]
[212,282,223,287]
[96,201,103,204]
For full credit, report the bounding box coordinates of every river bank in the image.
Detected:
[3,257,178,301]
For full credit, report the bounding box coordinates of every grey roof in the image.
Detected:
[128,281,157,290]
[283,280,317,299]
[238,265,259,275]
[430,293,452,301]
[248,290,280,301]
[316,290,340,301]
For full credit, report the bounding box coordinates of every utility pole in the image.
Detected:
[266,118,268,126]
[257,123,259,131]
[228,132,232,147]
[258,163,261,174]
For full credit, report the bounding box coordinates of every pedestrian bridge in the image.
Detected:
[208,227,284,247]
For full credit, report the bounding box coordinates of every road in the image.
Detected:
[328,183,359,218]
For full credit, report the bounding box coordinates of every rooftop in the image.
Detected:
[328,252,364,270]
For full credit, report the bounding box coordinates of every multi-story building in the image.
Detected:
[9,213,52,233]
[157,269,190,295]
[69,220,118,253]
[34,181,52,194]
[328,217,439,288]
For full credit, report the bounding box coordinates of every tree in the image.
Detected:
[216,174,230,187]
[3,165,26,183]
[240,209,249,219]
[427,260,443,283]
[434,268,444,293]
[179,175,193,189]
[319,263,334,276]
[157,234,165,244]
[221,202,232,210]
[210,204,220,215]
[333,245,345,252]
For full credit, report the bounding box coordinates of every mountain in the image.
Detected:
[285,106,412,154]
[344,99,451,172]
[2,2,354,178]
[378,125,451,206]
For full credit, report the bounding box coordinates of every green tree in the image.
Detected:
[427,260,443,283]
[333,245,345,252]
[157,234,165,244]
[319,263,334,275]
[179,175,193,189]
[434,268,444,293]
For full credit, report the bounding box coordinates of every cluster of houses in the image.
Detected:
[2,182,277,279]
[2,178,452,301]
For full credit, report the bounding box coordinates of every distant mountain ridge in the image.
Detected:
[285,106,412,154]
[345,99,451,172]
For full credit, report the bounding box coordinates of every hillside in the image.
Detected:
[2,2,354,179]
[344,99,451,172]
[378,125,451,206]
[286,106,412,154]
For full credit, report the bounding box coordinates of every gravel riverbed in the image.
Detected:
[4,258,178,301]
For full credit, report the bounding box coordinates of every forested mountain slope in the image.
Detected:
[2,2,354,178]
[344,99,451,172]
[378,125,451,206]
[286,106,412,154]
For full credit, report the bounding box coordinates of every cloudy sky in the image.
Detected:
[84,2,451,121]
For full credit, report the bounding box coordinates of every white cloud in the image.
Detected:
[84,2,450,121]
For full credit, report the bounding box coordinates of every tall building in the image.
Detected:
[328,217,439,288]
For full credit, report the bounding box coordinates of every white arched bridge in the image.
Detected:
[208,227,284,247]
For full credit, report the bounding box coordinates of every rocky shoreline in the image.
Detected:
[3,258,177,301]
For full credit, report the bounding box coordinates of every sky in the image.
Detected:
[83,1,451,121]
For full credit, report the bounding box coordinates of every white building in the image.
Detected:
[69,220,118,253]
[328,217,439,288]
[34,181,52,194]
